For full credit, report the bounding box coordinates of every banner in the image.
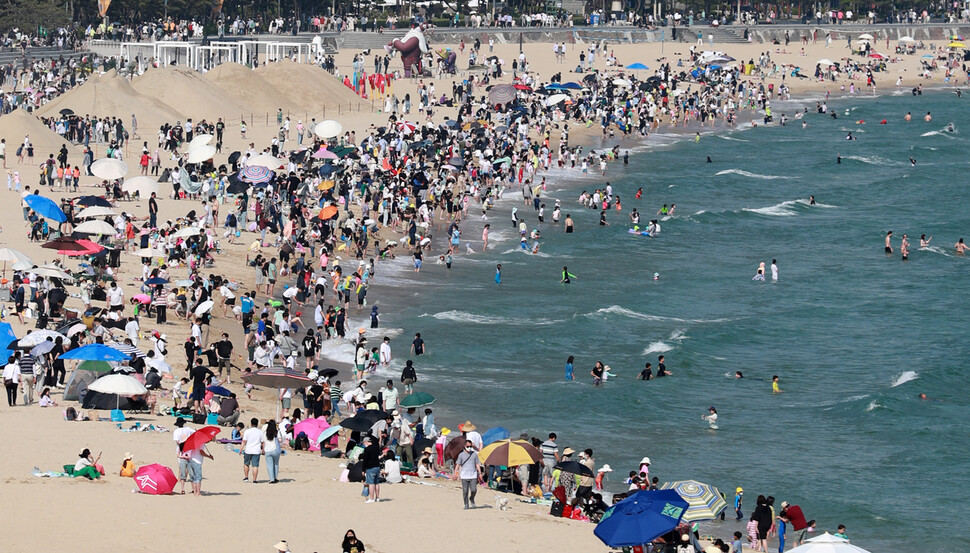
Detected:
[97,0,112,17]
[212,0,225,15]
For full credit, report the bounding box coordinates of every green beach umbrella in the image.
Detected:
[78,360,113,372]
[658,480,727,522]
[399,391,436,408]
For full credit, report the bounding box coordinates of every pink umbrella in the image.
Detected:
[869,53,885,59]
[293,417,331,451]
[133,294,151,304]
[311,148,338,160]
[133,463,177,495]
[397,121,416,134]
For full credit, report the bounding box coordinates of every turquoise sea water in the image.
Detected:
[327,90,970,552]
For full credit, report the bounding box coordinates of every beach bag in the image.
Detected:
[206,413,218,425]
[110,409,125,422]
[549,501,565,517]
[192,413,206,424]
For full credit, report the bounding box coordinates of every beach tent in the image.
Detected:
[81,390,140,410]
[63,360,112,401]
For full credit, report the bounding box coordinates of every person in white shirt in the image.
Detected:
[172,418,196,494]
[107,282,125,314]
[3,356,21,406]
[125,317,140,345]
[240,417,264,483]
[382,380,399,412]
[379,336,392,368]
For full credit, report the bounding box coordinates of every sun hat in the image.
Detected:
[124,452,133,460]
[598,464,613,473]
[737,487,744,493]
[640,456,651,465]
[440,427,451,436]
[422,447,433,455]
[562,447,576,456]
[274,540,290,552]
[459,420,476,432]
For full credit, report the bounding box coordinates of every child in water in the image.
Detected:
[495,264,502,285]
[702,406,719,429]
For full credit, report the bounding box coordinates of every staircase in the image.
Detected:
[706,27,750,44]
[0,46,89,66]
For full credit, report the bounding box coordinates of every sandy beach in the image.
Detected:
[0,24,960,553]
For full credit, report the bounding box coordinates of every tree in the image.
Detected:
[0,0,71,33]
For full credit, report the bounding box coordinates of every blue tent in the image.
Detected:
[626,62,649,70]
[481,426,510,447]
[24,195,67,223]
[0,322,17,360]
[59,344,131,362]
[594,489,689,547]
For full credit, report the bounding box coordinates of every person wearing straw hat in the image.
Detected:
[458,420,482,450]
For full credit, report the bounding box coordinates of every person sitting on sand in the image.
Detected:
[38,387,57,407]
[72,448,102,479]
[120,453,137,477]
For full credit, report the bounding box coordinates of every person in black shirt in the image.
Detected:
[638,363,653,381]
[189,358,214,414]
[148,192,158,228]
[360,435,383,502]
[657,355,672,377]
[410,333,425,356]
[212,332,234,383]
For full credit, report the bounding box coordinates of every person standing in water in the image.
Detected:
[494,264,502,285]
[920,234,932,248]
[702,406,718,429]
[564,356,575,380]
[771,259,779,281]
[885,231,893,254]
[561,267,576,284]
[956,238,969,254]
[564,214,574,234]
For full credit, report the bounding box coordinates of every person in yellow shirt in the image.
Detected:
[772,375,783,393]
[120,453,137,477]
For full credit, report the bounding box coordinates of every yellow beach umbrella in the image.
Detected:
[948,41,966,48]
[478,439,543,467]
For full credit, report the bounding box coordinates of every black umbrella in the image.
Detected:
[75,195,112,207]
[340,409,390,432]
[59,108,74,116]
[226,180,249,195]
[554,460,594,478]
[318,368,339,378]
[583,73,597,83]
[227,151,241,164]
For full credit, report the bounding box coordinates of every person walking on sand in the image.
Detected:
[241,417,263,483]
[361,435,383,503]
[454,439,483,509]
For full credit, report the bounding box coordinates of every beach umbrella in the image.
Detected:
[317,368,339,378]
[61,343,132,362]
[24,195,67,222]
[145,357,172,374]
[612,78,633,87]
[30,266,74,281]
[950,34,965,41]
[626,62,649,70]
[512,83,532,91]
[134,250,167,259]
[132,294,151,304]
[247,153,284,169]
[186,144,216,164]
[0,322,16,359]
[77,360,112,372]
[194,300,214,316]
[317,180,335,191]
[869,53,886,60]
[339,409,390,432]
[0,247,29,277]
[76,206,116,219]
[59,108,74,116]
[240,165,274,184]
[948,41,966,48]
[133,464,177,495]
[319,206,339,220]
[898,36,916,43]
[554,460,595,478]
[42,237,86,252]
[188,134,213,149]
[11,260,32,271]
[546,93,570,106]
[30,340,56,356]
[294,417,331,448]
[396,121,417,134]
[594,489,689,547]
[180,426,220,452]
[398,391,435,409]
[817,58,835,66]
[226,180,249,195]
[172,226,201,239]
[121,176,160,196]
[318,163,337,177]
[315,424,342,445]
[75,196,112,207]
[330,146,356,159]
[478,439,541,466]
[110,343,146,359]
[73,220,116,235]
[314,120,343,139]
[857,33,874,40]
[88,374,148,408]
[243,366,312,389]
[143,276,168,285]
[786,533,873,553]
[18,330,65,347]
[312,148,338,160]
[480,426,511,447]
[659,480,728,521]
[561,82,582,90]
[206,385,232,397]
[91,158,129,180]
[488,84,517,105]
[66,323,87,337]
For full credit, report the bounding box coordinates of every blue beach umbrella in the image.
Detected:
[594,489,689,547]
[59,343,131,362]
[24,195,67,223]
[0,322,17,360]
[626,62,649,70]
[315,424,342,445]
[206,385,232,397]
[561,82,582,90]
[481,426,511,446]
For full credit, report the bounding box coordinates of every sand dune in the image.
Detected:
[131,65,255,123]
[0,109,80,157]
[255,60,367,115]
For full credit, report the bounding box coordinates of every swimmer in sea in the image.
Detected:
[706,156,713,163]
[837,154,842,164]
[925,111,932,122]
[702,406,719,429]
[668,204,676,216]
[772,375,783,393]
[956,238,968,254]
[635,187,643,199]
[753,262,766,281]
[845,132,856,140]
[904,112,912,121]
[947,123,955,132]
[735,371,744,379]
[910,157,916,166]
[561,266,576,284]
[495,264,501,285]
[809,195,816,205]
[885,230,893,254]
[920,234,932,248]
[564,214,574,233]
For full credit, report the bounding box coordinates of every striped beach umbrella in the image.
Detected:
[240,165,274,184]
[659,480,727,521]
[478,439,542,467]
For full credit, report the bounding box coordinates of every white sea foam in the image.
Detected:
[920,246,953,257]
[500,247,552,258]
[715,169,794,180]
[718,135,749,142]
[420,310,559,326]
[841,154,905,166]
[595,305,731,324]
[891,370,919,387]
[865,400,882,412]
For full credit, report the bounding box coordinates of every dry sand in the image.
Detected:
[0,34,950,553]
[130,66,255,123]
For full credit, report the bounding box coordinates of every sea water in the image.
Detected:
[348,90,970,552]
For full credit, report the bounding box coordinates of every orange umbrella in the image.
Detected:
[319,206,339,220]
[317,180,335,191]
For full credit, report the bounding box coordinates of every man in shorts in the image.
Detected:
[241,417,263,483]
[212,332,234,383]
[172,418,195,494]
[361,435,383,503]
[540,432,560,490]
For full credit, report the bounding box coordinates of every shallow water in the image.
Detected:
[354,90,970,552]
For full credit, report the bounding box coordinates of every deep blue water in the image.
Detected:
[326,90,970,552]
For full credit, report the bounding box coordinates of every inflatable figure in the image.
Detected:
[386,25,430,77]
